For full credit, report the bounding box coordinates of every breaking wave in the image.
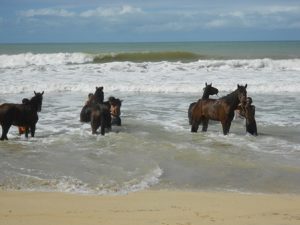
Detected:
[1,52,300,71]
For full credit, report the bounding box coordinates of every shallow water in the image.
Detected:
[0,42,300,195]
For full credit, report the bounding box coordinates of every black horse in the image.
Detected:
[80,86,104,122]
[191,84,247,135]
[0,91,44,140]
[188,83,219,125]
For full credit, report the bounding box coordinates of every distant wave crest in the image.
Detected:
[0,52,93,68]
[1,52,300,71]
[93,51,201,63]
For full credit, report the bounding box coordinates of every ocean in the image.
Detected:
[0,41,300,195]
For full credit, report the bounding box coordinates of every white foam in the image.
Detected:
[0,52,93,68]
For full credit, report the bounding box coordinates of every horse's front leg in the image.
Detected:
[30,124,36,137]
[221,120,231,135]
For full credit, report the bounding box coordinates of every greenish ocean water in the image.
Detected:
[1,41,300,60]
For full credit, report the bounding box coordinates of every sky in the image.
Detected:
[0,0,300,43]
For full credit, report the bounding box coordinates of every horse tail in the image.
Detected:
[188,102,196,125]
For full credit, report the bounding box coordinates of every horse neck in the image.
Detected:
[222,90,240,109]
[28,97,40,112]
[95,96,103,104]
[201,89,210,99]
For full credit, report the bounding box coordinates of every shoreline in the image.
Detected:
[1,190,300,225]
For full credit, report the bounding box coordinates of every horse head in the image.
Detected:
[32,91,44,112]
[202,82,219,99]
[94,86,104,104]
[236,84,247,103]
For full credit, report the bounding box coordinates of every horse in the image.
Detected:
[0,91,44,140]
[80,86,104,122]
[108,96,122,126]
[191,84,247,135]
[90,102,111,135]
[188,83,219,125]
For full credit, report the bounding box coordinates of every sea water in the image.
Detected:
[0,41,300,195]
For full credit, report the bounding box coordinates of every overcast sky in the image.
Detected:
[0,0,299,43]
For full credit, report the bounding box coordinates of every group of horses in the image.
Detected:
[188,83,257,136]
[0,83,256,141]
[80,86,122,135]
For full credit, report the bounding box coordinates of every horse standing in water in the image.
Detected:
[188,83,219,125]
[191,84,247,135]
[0,91,44,140]
[80,86,104,122]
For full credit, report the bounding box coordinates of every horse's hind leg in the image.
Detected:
[1,124,11,140]
[201,119,209,132]
[191,120,200,133]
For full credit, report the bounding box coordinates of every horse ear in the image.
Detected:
[41,91,44,95]
[205,82,207,86]
[100,86,103,90]
[34,91,37,95]
[237,84,240,88]
[245,84,247,88]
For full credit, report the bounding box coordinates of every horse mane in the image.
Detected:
[202,87,211,99]
[220,89,239,103]
[219,84,247,105]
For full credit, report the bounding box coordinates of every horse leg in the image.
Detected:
[91,112,101,134]
[1,124,11,140]
[191,120,200,133]
[30,124,36,137]
[100,114,106,136]
[221,120,231,135]
[201,119,209,132]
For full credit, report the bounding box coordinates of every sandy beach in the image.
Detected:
[1,190,300,225]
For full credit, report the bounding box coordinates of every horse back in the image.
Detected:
[0,103,38,126]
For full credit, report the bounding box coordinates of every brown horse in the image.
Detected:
[188,83,219,125]
[0,91,44,140]
[191,84,247,135]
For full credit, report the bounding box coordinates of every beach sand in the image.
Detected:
[1,190,300,225]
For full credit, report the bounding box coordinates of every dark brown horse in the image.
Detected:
[191,84,247,135]
[0,91,44,140]
[80,86,104,122]
[91,102,111,135]
[188,83,219,125]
